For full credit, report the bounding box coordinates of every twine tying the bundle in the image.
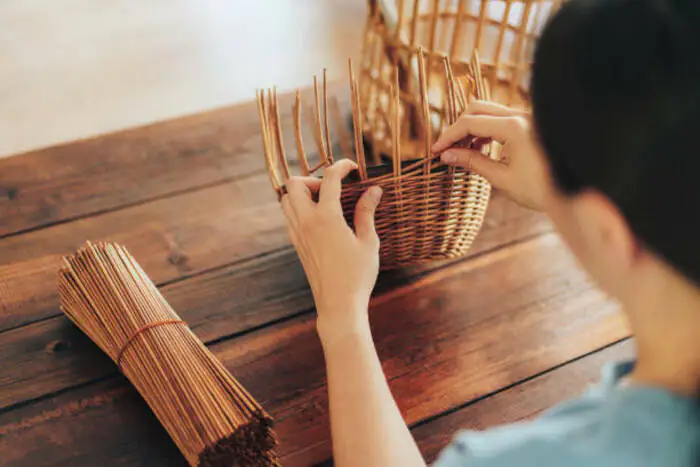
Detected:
[115,319,185,371]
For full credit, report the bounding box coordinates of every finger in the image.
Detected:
[286,176,315,212]
[281,194,300,224]
[281,194,294,219]
[290,176,323,194]
[283,215,300,246]
[431,114,523,153]
[441,148,510,190]
[281,195,308,255]
[467,100,530,118]
[320,159,358,205]
[280,195,300,236]
[354,186,383,244]
[286,176,322,202]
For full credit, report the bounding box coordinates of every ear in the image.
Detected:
[572,190,641,273]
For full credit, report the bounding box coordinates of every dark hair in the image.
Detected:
[532,0,700,285]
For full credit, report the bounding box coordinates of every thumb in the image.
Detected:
[354,186,383,244]
[442,148,509,190]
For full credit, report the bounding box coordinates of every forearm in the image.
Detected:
[319,311,426,467]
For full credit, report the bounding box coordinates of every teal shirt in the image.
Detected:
[434,362,699,467]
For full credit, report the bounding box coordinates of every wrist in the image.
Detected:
[318,322,374,358]
[316,305,372,349]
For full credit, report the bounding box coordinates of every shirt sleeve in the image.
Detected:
[432,384,607,467]
[431,384,699,467]
[432,420,589,467]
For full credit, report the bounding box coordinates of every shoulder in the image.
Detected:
[432,387,699,467]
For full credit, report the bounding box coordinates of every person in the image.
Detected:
[279,0,699,465]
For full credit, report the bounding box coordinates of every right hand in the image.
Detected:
[432,101,554,211]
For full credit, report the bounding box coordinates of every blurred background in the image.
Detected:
[0,0,366,158]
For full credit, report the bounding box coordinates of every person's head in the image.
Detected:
[531,0,700,308]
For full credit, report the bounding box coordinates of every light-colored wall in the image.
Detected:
[0,0,365,158]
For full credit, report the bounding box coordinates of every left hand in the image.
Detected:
[281,159,383,343]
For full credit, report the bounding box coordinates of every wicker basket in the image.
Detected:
[256,50,494,269]
[361,0,562,161]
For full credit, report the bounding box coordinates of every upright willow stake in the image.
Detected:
[426,0,441,89]
[312,76,330,166]
[493,0,514,84]
[474,0,488,50]
[417,47,432,176]
[272,87,291,180]
[471,50,494,158]
[472,50,489,101]
[442,56,457,125]
[293,90,310,176]
[391,66,402,180]
[391,64,403,264]
[349,58,368,180]
[256,90,282,196]
[417,46,432,254]
[409,0,420,46]
[427,0,441,51]
[438,55,459,253]
[449,0,467,58]
[509,1,534,104]
[395,0,405,42]
[322,69,334,164]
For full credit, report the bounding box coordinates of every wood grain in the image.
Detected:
[0,175,281,331]
[0,179,549,332]
[0,194,549,411]
[0,340,634,467]
[306,339,636,466]
[0,234,631,466]
[0,84,348,238]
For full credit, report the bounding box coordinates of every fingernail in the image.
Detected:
[441,150,457,164]
[369,186,383,202]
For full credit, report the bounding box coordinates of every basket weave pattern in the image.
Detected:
[256,50,493,269]
[340,159,490,267]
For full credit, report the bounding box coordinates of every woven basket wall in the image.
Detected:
[361,0,562,161]
[257,51,494,269]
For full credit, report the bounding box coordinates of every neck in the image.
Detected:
[624,264,700,397]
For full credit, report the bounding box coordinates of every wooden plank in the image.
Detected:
[0,234,631,466]
[0,178,548,333]
[0,152,550,334]
[0,194,549,411]
[0,84,348,238]
[0,340,635,467]
[0,175,282,332]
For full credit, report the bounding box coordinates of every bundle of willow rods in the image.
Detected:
[59,242,278,467]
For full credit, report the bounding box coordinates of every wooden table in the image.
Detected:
[0,85,632,466]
